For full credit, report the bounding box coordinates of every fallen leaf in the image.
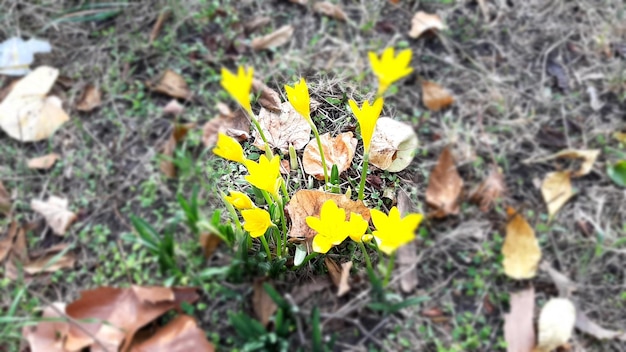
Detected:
[27,153,60,170]
[421,307,444,318]
[324,257,341,288]
[290,278,332,304]
[504,287,536,352]
[396,190,418,293]
[252,78,281,112]
[586,86,603,111]
[528,149,600,178]
[0,66,70,142]
[31,196,76,236]
[536,298,576,352]
[607,160,626,187]
[280,159,290,174]
[302,132,357,180]
[337,261,352,297]
[408,11,445,39]
[0,37,52,76]
[422,81,454,111]
[23,244,75,275]
[149,10,171,44]
[251,25,294,51]
[244,16,271,34]
[0,221,19,262]
[547,59,570,92]
[163,99,184,115]
[202,103,251,147]
[199,232,221,259]
[64,286,198,352]
[313,2,348,21]
[130,315,215,352]
[575,309,626,341]
[541,171,573,220]
[253,279,277,327]
[369,117,418,172]
[470,165,506,212]
[149,69,192,100]
[75,84,102,112]
[540,262,577,297]
[252,102,311,153]
[502,208,541,280]
[160,122,196,178]
[22,303,68,352]
[425,147,463,218]
[286,189,370,240]
[0,181,11,215]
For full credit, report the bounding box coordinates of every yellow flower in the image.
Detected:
[306,200,349,254]
[242,208,272,238]
[221,66,254,114]
[368,47,413,96]
[224,190,255,210]
[348,98,384,153]
[244,155,281,196]
[285,78,311,122]
[371,206,423,255]
[346,212,370,243]
[213,132,246,163]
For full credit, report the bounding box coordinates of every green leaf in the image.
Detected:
[263,283,290,311]
[607,160,626,187]
[311,307,323,352]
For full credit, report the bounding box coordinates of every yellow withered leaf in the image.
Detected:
[502,208,541,280]
[541,171,573,220]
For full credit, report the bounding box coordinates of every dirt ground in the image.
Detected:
[1,0,625,351]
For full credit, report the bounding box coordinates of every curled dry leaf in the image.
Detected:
[0,221,19,262]
[422,80,454,112]
[23,243,75,275]
[199,232,221,259]
[302,132,357,180]
[22,303,68,352]
[149,10,171,44]
[251,25,294,51]
[396,190,418,293]
[149,69,192,100]
[324,257,352,297]
[252,102,311,153]
[75,84,102,112]
[202,103,251,147]
[536,298,576,352]
[526,149,600,177]
[160,123,196,178]
[425,147,463,218]
[31,196,77,236]
[313,2,348,21]
[470,165,506,212]
[27,153,60,170]
[252,78,281,112]
[409,11,445,39]
[369,117,418,172]
[130,315,215,352]
[253,279,277,327]
[541,171,573,220]
[0,181,11,215]
[286,189,370,240]
[540,261,576,297]
[502,208,541,280]
[0,66,70,142]
[324,257,341,290]
[244,16,271,34]
[504,287,536,352]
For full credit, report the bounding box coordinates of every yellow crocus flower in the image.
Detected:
[368,47,413,96]
[242,208,272,238]
[370,206,423,255]
[285,78,311,122]
[221,66,254,115]
[346,212,370,243]
[224,190,255,210]
[244,155,281,196]
[306,200,350,254]
[213,132,245,163]
[348,98,384,153]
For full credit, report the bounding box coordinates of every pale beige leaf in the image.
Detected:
[409,11,445,39]
[30,196,77,236]
[302,132,356,180]
[470,164,506,212]
[75,84,102,112]
[536,298,576,352]
[540,262,577,297]
[202,104,250,147]
[524,149,600,178]
[502,209,541,280]
[422,81,454,111]
[3,66,58,99]
[425,147,463,218]
[252,79,281,112]
[541,171,573,220]
[504,287,535,352]
[313,2,348,21]
[27,153,60,170]
[396,190,418,293]
[575,309,626,341]
[338,261,352,297]
[244,16,271,34]
[251,25,294,51]
[369,117,418,172]
[163,99,184,115]
[149,69,192,100]
[252,102,311,153]
[253,279,277,327]
[22,303,68,352]
[130,315,215,352]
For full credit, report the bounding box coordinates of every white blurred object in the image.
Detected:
[0,37,52,76]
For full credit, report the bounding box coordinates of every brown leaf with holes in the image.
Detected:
[541,171,573,220]
[425,147,463,218]
[75,84,102,112]
[396,190,419,293]
[422,81,454,111]
[202,103,250,147]
[253,279,277,327]
[504,287,536,352]
[302,132,357,180]
[31,196,77,236]
[251,25,294,51]
[252,102,311,153]
[149,69,192,100]
[22,303,68,352]
[502,208,541,280]
[23,244,75,275]
[0,181,11,215]
[27,153,60,170]
[313,2,348,21]
[470,165,506,212]
[252,79,281,112]
[286,190,370,239]
[160,122,196,178]
[130,315,215,352]
[199,233,221,259]
[409,12,445,38]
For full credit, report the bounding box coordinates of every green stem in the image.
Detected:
[383,252,396,287]
[272,193,288,258]
[273,226,282,260]
[247,108,273,157]
[280,177,290,203]
[310,122,329,188]
[259,234,272,260]
[357,241,374,277]
[358,152,370,200]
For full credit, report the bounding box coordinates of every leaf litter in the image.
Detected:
[425,146,463,218]
[302,132,357,180]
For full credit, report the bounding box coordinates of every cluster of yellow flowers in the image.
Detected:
[214,47,423,259]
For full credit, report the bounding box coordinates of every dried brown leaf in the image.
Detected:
[244,16,271,34]
[369,117,418,172]
[425,147,463,218]
[396,190,418,293]
[160,122,196,178]
[31,196,77,236]
[536,298,576,352]
[422,81,454,111]
[149,69,192,100]
[0,181,11,215]
[199,233,221,259]
[470,165,506,212]
[302,132,357,180]
[337,261,352,297]
[409,12,445,38]
[75,84,102,112]
[23,244,75,275]
[313,2,348,21]
[149,10,171,44]
[504,287,536,352]
[502,208,541,280]
[252,102,311,153]
[163,99,184,115]
[0,221,19,262]
[22,303,68,352]
[324,257,341,288]
[541,171,573,220]
[130,315,215,352]
[252,79,282,112]
[251,25,294,51]
[253,279,277,327]
[27,153,60,170]
[202,104,250,147]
